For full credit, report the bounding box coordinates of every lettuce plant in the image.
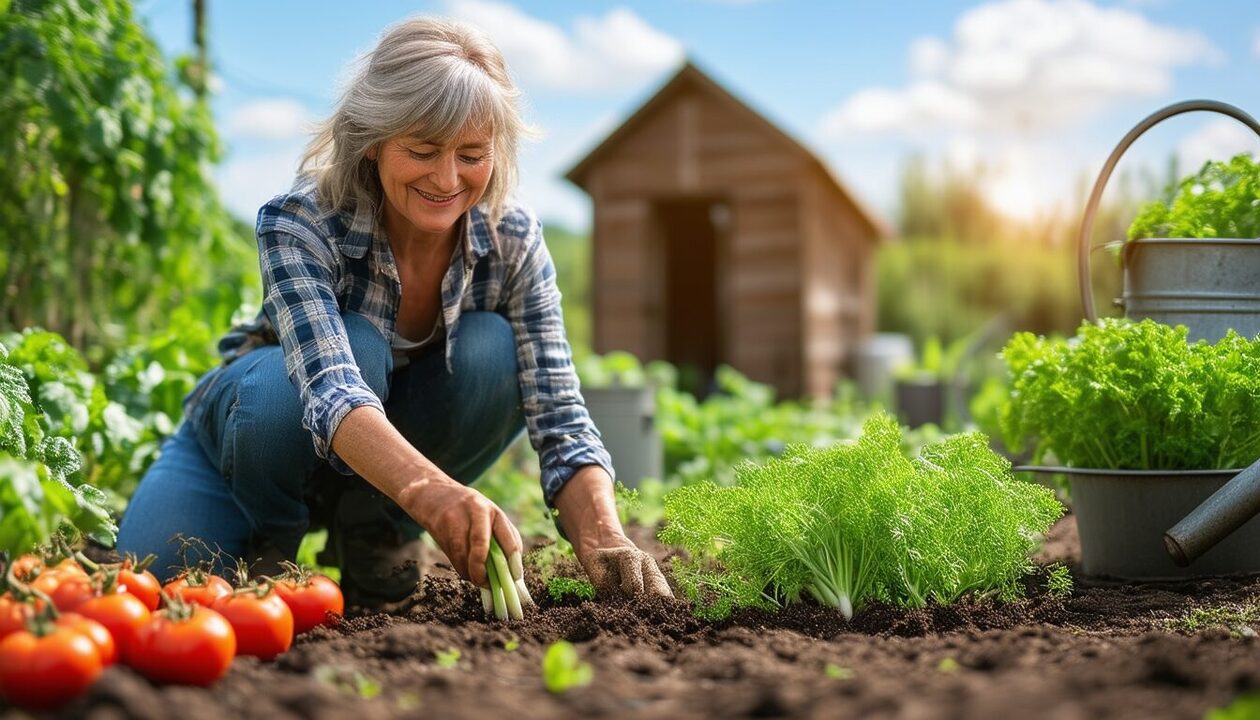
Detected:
[660,414,1061,619]
[1128,153,1260,241]
[0,340,116,559]
[999,318,1260,470]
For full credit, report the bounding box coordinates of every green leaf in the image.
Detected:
[542,641,593,694]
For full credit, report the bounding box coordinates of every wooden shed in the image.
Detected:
[565,61,886,399]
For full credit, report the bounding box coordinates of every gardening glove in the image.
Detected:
[581,545,673,599]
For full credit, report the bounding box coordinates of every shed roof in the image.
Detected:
[564,60,889,240]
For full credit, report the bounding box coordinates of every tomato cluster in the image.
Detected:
[0,553,344,710]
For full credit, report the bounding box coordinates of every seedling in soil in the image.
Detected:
[542,641,593,694]
[435,648,461,669]
[937,658,959,673]
[1045,564,1073,597]
[1166,599,1260,637]
[824,663,853,680]
[314,665,381,699]
[1207,692,1260,720]
[503,637,520,652]
[547,577,596,603]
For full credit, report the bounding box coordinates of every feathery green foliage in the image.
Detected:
[998,318,1260,470]
[660,414,1062,619]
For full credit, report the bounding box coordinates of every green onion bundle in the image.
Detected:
[481,539,535,621]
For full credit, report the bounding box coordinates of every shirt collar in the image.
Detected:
[336,201,377,260]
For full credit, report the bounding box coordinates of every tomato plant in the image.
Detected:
[273,570,344,636]
[212,588,294,661]
[0,623,103,710]
[163,572,232,607]
[130,601,235,686]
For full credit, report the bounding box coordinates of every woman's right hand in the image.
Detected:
[399,477,523,588]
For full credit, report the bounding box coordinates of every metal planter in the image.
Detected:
[1078,99,1260,342]
[894,378,945,428]
[1123,238,1260,342]
[1023,466,1260,580]
[583,386,662,488]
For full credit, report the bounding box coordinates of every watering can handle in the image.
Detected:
[1078,100,1260,322]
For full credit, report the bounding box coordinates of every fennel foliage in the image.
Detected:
[660,414,1061,619]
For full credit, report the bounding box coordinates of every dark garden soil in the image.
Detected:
[11,516,1260,720]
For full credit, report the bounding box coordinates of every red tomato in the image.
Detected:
[162,574,232,607]
[118,567,162,611]
[0,625,103,711]
[56,613,116,666]
[29,568,78,596]
[74,592,151,664]
[212,591,294,660]
[273,575,344,636]
[52,558,87,576]
[50,574,108,612]
[130,606,236,686]
[10,554,43,581]
[0,594,38,640]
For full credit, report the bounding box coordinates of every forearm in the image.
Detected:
[329,405,448,508]
[553,466,627,551]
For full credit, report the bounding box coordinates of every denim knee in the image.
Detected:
[219,312,392,551]
[450,312,518,393]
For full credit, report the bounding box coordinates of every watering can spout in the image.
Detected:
[1165,459,1260,567]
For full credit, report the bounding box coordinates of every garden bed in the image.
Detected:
[12,517,1260,720]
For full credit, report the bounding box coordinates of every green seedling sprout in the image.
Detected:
[542,641,593,694]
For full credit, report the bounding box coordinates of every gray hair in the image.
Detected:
[299,17,532,224]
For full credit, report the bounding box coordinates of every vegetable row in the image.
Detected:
[0,552,343,711]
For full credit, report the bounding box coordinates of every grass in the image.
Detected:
[1165,597,1260,637]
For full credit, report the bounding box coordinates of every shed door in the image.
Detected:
[657,199,726,396]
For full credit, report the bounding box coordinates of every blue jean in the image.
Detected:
[116,312,525,588]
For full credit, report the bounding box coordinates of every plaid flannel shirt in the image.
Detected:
[188,180,612,506]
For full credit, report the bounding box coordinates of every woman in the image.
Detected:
[116,17,670,607]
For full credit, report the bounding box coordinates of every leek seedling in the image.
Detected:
[483,539,535,621]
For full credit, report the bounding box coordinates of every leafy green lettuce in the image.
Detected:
[0,338,116,559]
[1128,153,1260,241]
[660,414,1061,619]
[998,318,1260,470]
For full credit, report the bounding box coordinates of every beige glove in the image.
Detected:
[580,546,673,598]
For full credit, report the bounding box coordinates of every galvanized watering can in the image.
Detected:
[1040,100,1260,579]
[1078,99,1260,341]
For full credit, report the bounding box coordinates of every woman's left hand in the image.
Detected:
[553,466,673,599]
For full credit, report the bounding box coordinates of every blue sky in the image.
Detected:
[137,0,1260,231]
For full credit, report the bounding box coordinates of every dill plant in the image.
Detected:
[660,413,1062,619]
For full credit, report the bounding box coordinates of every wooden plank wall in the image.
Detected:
[799,168,875,398]
[587,82,843,398]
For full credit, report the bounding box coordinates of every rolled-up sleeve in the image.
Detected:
[258,226,385,473]
[502,217,614,506]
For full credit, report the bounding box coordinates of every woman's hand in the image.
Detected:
[331,406,523,588]
[554,466,672,598]
[399,477,523,588]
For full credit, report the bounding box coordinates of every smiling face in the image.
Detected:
[373,125,495,247]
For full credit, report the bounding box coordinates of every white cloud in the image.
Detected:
[822,0,1221,139]
[225,99,313,141]
[217,145,305,221]
[443,0,684,93]
[1177,118,1260,173]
